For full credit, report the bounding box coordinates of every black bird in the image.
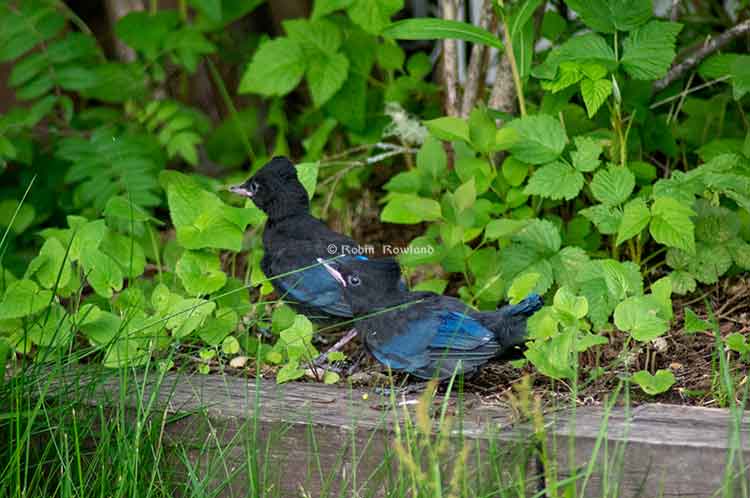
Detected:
[319,257,543,380]
[230,156,373,321]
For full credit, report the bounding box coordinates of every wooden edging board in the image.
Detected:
[57,368,750,497]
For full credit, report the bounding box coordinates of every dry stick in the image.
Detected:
[460,0,496,117]
[653,19,750,93]
[441,0,461,117]
[670,0,680,21]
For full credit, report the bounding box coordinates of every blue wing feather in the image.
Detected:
[430,311,494,350]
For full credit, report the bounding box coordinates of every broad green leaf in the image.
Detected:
[276,360,305,383]
[614,296,668,342]
[453,178,476,213]
[104,196,159,224]
[571,136,602,172]
[76,304,122,346]
[621,21,683,80]
[687,243,732,284]
[524,161,584,200]
[103,338,148,368]
[580,204,622,234]
[0,199,35,234]
[311,0,354,19]
[456,157,494,193]
[99,231,146,279]
[649,197,695,254]
[553,286,588,320]
[176,250,227,296]
[283,18,342,55]
[590,165,635,205]
[27,304,73,348]
[383,18,502,49]
[381,194,442,224]
[29,237,71,290]
[502,157,529,187]
[683,307,710,334]
[725,333,749,356]
[484,219,528,240]
[508,273,540,305]
[412,279,448,294]
[0,280,53,320]
[115,11,179,57]
[632,369,675,395]
[424,117,469,142]
[513,219,562,255]
[323,371,341,384]
[375,39,405,71]
[507,115,567,164]
[650,276,673,321]
[278,315,317,361]
[417,135,447,181]
[532,33,616,80]
[222,335,241,354]
[551,246,590,289]
[563,0,653,33]
[296,162,319,199]
[616,198,651,245]
[348,0,403,34]
[81,247,124,298]
[580,77,612,117]
[188,0,222,21]
[306,52,349,107]
[166,298,216,338]
[238,38,306,96]
[468,107,496,153]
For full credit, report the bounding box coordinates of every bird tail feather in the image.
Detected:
[482,293,544,349]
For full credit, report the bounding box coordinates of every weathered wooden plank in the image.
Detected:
[63,370,750,497]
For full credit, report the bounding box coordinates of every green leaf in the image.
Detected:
[532,34,616,80]
[283,18,342,55]
[296,162,319,199]
[28,237,71,290]
[502,157,529,187]
[176,250,227,296]
[412,279,448,294]
[616,198,651,245]
[614,296,668,342]
[222,335,240,354]
[683,307,710,334]
[238,38,306,97]
[571,136,602,172]
[306,52,349,107]
[277,360,305,383]
[382,18,502,49]
[76,304,122,346]
[580,77,612,118]
[0,280,53,320]
[376,39,405,71]
[424,117,469,142]
[621,21,683,80]
[453,178,476,213]
[323,371,341,384]
[166,298,216,338]
[649,197,695,254]
[312,0,354,19]
[381,194,442,224]
[563,0,653,33]
[104,196,159,224]
[0,199,35,234]
[580,204,622,234]
[484,219,528,240]
[348,0,403,34]
[81,247,123,298]
[507,115,567,164]
[725,333,749,356]
[188,0,222,21]
[99,231,146,279]
[590,165,635,205]
[524,161,584,200]
[632,369,675,396]
[278,315,317,361]
[27,304,73,348]
[416,136,447,181]
[508,273,540,305]
[553,286,588,320]
[468,107,496,153]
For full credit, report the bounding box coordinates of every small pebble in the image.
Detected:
[229,356,249,368]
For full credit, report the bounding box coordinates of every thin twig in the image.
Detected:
[441,0,460,117]
[650,75,731,109]
[670,0,680,21]
[653,19,750,93]
[461,0,496,117]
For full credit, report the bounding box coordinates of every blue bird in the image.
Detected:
[230,157,381,321]
[319,257,543,380]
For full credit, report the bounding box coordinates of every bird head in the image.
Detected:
[229,156,309,219]
[317,257,403,314]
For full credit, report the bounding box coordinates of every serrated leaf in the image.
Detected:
[283,18,342,54]
[621,21,683,80]
[508,273,540,305]
[524,161,584,200]
[424,117,469,142]
[632,369,675,395]
[563,0,653,33]
[616,198,651,245]
[591,165,635,205]
[238,38,306,97]
[683,307,710,334]
[649,197,695,254]
[580,204,623,234]
[507,115,567,164]
[306,52,349,107]
[571,136,602,172]
[580,77,612,118]
[484,219,528,240]
[532,33,616,80]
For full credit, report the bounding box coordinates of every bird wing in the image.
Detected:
[275,263,352,317]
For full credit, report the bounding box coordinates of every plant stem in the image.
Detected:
[206,59,256,162]
[501,14,526,117]
[150,0,158,14]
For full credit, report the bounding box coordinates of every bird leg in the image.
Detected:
[313,328,358,367]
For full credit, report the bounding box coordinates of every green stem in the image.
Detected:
[150,0,158,14]
[178,0,187,20]
[501,14,526,117]
[207,59,256,163]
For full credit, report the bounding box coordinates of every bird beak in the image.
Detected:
[317,258,346,287]
[229,184,254,198]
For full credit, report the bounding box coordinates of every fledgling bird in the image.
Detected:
[319,257,543,380]
[230,156,374,321]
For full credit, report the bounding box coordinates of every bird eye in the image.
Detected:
[248,181,259,195]
[347,275,361,287]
